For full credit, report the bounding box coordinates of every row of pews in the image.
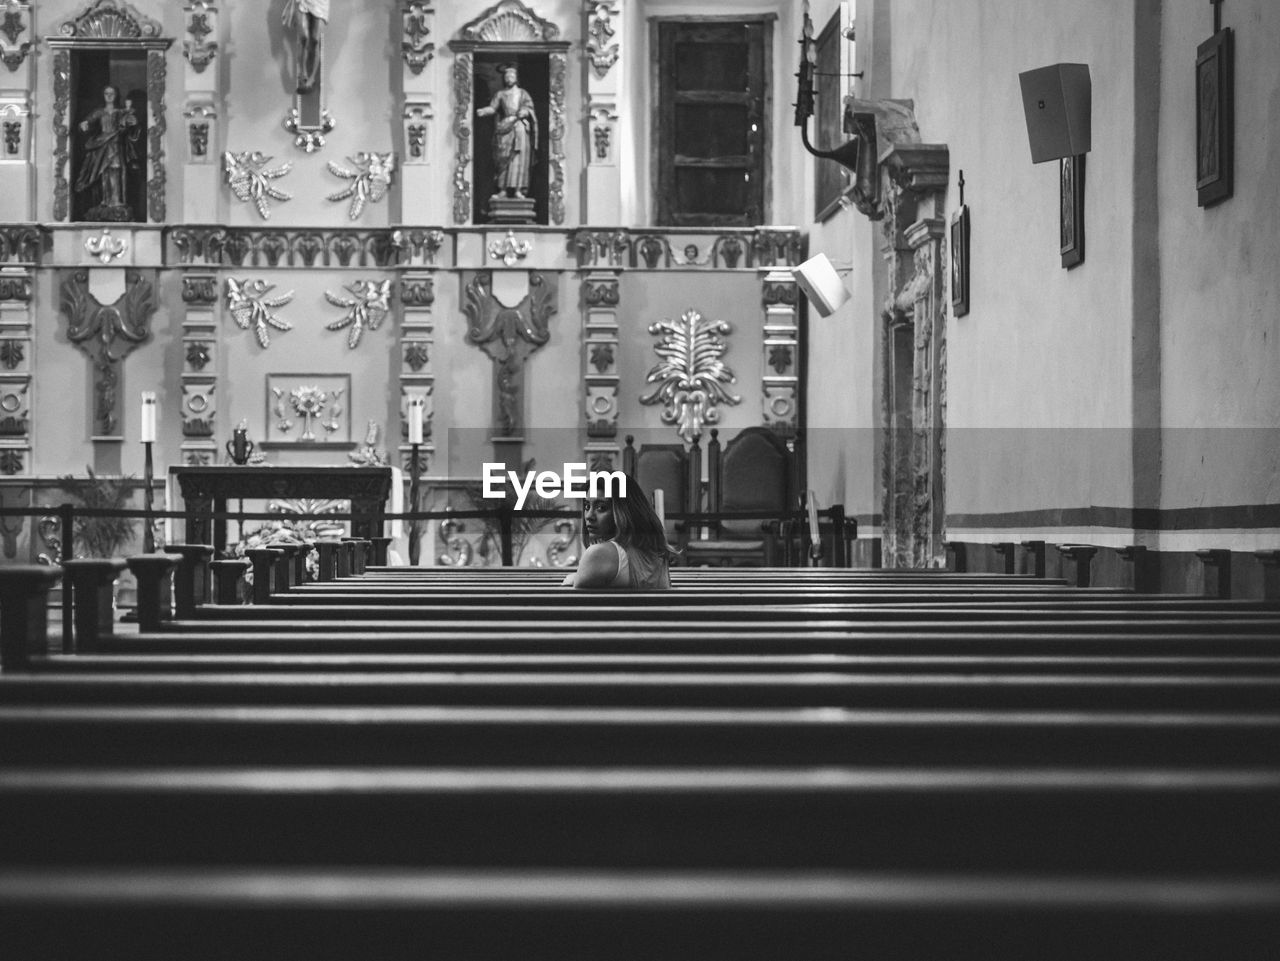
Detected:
[0,552,1278,959]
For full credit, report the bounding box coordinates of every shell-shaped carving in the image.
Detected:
[59,0,162,40]
[461,0,559,43]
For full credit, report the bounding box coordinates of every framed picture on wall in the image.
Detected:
[1195,27,1233,207]
[814,4,854,222]
[950,204,970,316]
[1060,154,1085,269]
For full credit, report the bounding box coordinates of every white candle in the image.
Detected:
[407,399,424,445]
[807,491,821,547]
[653,488,665,530]
[140,391,157,443]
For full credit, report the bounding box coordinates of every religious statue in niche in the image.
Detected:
[473,58,547,225]
[74,82,143,222]
[282,0,328,94]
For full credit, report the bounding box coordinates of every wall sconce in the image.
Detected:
[795,0,862,176]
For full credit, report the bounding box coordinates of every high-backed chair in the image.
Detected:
[622,435,698,548]
[683,426,794,567]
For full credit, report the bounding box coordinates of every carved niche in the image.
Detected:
[448,0,570,226]
[46,0,173,223]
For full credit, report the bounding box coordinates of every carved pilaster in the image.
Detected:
[761,269,799,436]
[0,266,32,475]
[181,271,217,465]
[399,3,436,222]
[398,272,435,472]
[582,0,622,223]
[582,271,620,470]
[451,52,473,224]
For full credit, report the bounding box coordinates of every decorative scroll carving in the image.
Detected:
[404,343,429,371]
[567,228,805,270]
[179,274,216,305]
[570,230,629,268]
[227,278,294,348]
[52,50,71,222]
[169,226,402,268]
[464,270,555,436]
[0,274,32,301]
[184,102,215,161]
[58,0,161,38]
[583,280,619,307]
[0,449,23,474]
[147,49,168,221]
[400,276,435,307]
[451,54,473,223]
[391,228,446,266]
[403,2,434,73]
[548,53,567,224]
[585,2,619,78]
[640,310,741,443]
[0,3,31,73]
[0,341,24,368]
[326,152,396,220]
[325,279,391,349]
[59,268,157,437]
[404,102,430,163]
[183,2,217,73]
[223,151,293,219]
[460,0,560,43]
[83,229,127,264]
[0,226,45,265]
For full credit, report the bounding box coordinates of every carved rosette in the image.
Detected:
[0,3,32,74]
[451,54,473,224]
[582,273,620,463]
[761,269,799,435]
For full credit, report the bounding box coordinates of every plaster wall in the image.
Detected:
[1157,0,1280,511]
[813,0,1143,527]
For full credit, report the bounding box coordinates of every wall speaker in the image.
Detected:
[793,253,852,318]
[1019,63,1091,163]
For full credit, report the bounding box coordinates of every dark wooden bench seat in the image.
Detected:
[2,766,1278,874]
[29,651,1280,676]
[0,867,1274,961]
[3,671,1279,710]
[80,628,1280,657]
[2,705,1278,767]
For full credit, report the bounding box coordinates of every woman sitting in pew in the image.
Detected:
[561,474,677,590]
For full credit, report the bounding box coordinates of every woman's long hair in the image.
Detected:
[581,472,679,561]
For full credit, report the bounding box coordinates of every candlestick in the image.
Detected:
[140,391,157,443]
[407,442,422,566]
[407,398,424,446]
[807,493,822,566]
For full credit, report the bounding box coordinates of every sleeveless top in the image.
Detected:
[609,540,672,590]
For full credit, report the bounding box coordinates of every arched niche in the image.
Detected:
[448,0,570,226]
[46,0,173,223]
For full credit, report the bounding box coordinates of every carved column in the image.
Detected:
[0,1,34,222]
[398,272,435,473]
[182,2,220,223]
[583,1,621,223]
[399,3,438,223]
[582,270,620,472]
[180,273,218,465]
[450,51,474,225]
[0,242,35,477]
[761,269,799,436]
[877,143,949,569]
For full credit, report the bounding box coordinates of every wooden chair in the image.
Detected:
[622,435,699,548]
[683,426,794,567]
